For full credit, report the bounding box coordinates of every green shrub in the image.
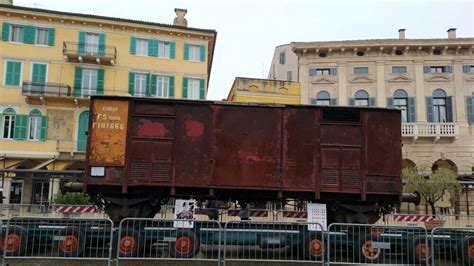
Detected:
[54,192,91,205]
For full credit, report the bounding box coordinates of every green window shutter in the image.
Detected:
[6,61,21,86]
[408,97,416,123]
[170,42,176,59]
[48,28,55,46]
[349,97,355,106]
[199,44,206,62]
[150,74,157,96]
[445,66,453,73]
[426,97,434,122]
[387,97,394,108]
[32,63,47,83]
[39,116,48,141]
[329,68,337,75]
[169,76,175,98]
[423,66,430,73]
[78,31,86,54]
[130,36,136,54]
[369,97,376,106]
[330,98,337,105]
[73,67,83,97]
[146,73,151,96]
[462,65,470,73]
[128,72,135,96]
[446,96,453,122]
[182,77,188,98]
[310,98,316,105]
[2,22,10,41]
[199,79,205,99]
[97,69,104,95]
[183,43,189,60]
[23,25,36,44]
[98,33,106,56]
[13,114,27,140]
[148,39,158,56]
[5,61,14,85]
[467,96,474,124]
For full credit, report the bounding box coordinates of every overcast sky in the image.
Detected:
[15,0,474,100]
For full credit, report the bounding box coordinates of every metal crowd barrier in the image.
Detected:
[116,218,221,265]
[431,227,474,266]
[223,220,325,265]
[1,216,114,265]
[327,223,430,265]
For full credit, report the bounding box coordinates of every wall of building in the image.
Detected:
[227,77,300,104]
[267,44,298,82]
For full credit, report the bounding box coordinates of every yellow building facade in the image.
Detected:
[227,77,300,104]
[0,3,216,204]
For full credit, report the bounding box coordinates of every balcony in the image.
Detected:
[63,42,117,65]
[22,81,72,104]
[402,123,459,140]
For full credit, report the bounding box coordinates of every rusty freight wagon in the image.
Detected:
[84,96,414,223]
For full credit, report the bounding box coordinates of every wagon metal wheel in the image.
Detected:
[169,230,200,258]
[118,227,142,258]
[461,236,474,266]
[409,236,434,265]
[55,226,86,257]
[0,225,29,256]
[356,234,383,263]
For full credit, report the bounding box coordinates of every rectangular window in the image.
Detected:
[136,38,148,55]
[28,116,42,140]
[188,44,200,61]
[354,67,369,74]
[279,51,286,64]
[394,98,408,123]
[433,98,447,122]
[85,32,99,55]
[392,66,407,74]
[157,76,170,98]
[5,60,22,86]
[316,99,331,106]
[10,25,23,42]
[82,69,98,96]
[430,67,445,73]
[36,28,49,45]
[187,78,200,99]
[134,73,147,97]
[3,115,15,139]
[287,71,292,81]
[158,41,171,58]
[310,68,328,76]
[470,66,474,73]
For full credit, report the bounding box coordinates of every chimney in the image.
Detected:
[0,0,13,5]
[447,28,456,39]
[398,29,406,39]
[173,8,188,27]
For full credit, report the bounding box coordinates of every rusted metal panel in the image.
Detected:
[89,99,129,166]
[282,107,317,191]
[174,104,213,187]
[212,106,281,189]
[365,109,402,194]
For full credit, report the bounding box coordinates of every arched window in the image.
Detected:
[28,109,44,141]
[354,90,369,106]
[2,108,16,139]
[393,89,408,122]
[316,91,331,105]
[432,89,448,122]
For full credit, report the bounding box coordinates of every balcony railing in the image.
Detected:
[22,81,71,97]
[402,123,459,139]
[63,42,117,65]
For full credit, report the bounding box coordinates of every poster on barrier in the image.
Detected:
[307,203,327,231]
[174,199,196,228]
